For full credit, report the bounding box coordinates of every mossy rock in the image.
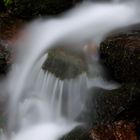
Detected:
[85,83,140,127]
[8,0,81,18]
[100,28,140,83]
[42,47,87,80]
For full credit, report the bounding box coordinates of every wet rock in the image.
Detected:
[8,0,81,18]
[100,27,140,83]
[85,83,140,127]
[61,83,140,140]
[42,47,87,80]
[91,121,137,140]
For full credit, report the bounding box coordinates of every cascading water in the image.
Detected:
[0,1,140,140]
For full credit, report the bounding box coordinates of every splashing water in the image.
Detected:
[1,1,140,140]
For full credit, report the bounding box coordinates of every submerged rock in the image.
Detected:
[100,28,140,83]
[42,47,87,80]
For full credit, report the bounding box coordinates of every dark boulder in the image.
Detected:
[60,83,140,140]
[8,0,81,18]
[42,47,87,80]
[100,27,140,83]
[85,83,140,127]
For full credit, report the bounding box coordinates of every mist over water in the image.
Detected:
[1,1,140,140]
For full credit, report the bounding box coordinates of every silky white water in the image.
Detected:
[1,1,140,140]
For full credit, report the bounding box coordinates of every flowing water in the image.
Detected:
[1,1,140,140]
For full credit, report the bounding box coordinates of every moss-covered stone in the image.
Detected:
[42,47,87,80]
[8,0,81,18]
[100,29,140,83]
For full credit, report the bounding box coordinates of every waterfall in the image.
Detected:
[1,1,139,140]
[8,55,87,133]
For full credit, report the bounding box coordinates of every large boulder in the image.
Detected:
[100,26,140,83]
[42,47,87,80]
[8,0,81,18]
[84,83,140,127]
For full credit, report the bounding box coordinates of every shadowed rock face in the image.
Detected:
[86,83,140,127]
[100,29,140,83]
[8,0,81,18]
[42,47,87,80]
[0,40,12,74]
